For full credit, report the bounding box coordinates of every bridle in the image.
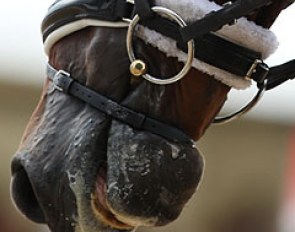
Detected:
[42,0,295,143]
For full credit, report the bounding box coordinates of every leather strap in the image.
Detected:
[264,59,295,90]
[134,0,154,20]
[179,0,272,42]
[142,15,270,84]
[42,0,135,40]
[47,64,195,145]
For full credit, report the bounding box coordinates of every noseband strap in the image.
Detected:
[47,64,195,146]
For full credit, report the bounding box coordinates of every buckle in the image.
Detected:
[53,69,71,92]
[245,59,262,80]
[245,59,269,83]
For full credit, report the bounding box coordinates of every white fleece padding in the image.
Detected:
[43,0,279,89]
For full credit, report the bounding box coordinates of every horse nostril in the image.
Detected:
[11,158,46,223]
[106,124,204,226]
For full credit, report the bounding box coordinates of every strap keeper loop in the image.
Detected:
[53,70,72,93]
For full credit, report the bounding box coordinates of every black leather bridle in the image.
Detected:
[42,0,295,144]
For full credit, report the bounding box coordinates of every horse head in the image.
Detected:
[11,0,294,232]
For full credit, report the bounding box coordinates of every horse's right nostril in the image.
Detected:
[106,123,204,226]
[11,158,46,223]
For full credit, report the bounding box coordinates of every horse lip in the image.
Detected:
[91,167,134,230]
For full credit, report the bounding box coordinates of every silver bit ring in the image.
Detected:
[126,6,194,85]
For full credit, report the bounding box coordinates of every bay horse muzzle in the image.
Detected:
[11,114,203,231]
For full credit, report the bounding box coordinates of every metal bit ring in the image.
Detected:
[126,6,194,85]
[213,80,268,124]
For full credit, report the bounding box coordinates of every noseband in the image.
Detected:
[42,0,295,142]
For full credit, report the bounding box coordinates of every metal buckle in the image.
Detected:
[245,59,262,80]
[53,69,70,92]
[126,6,195,85]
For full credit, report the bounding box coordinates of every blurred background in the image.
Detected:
[0,1,294,232]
